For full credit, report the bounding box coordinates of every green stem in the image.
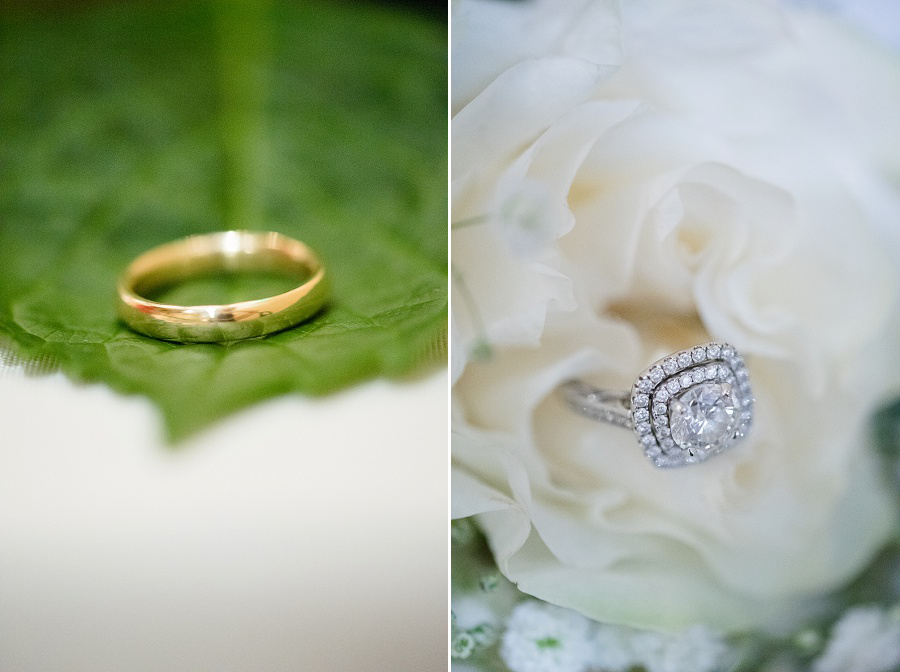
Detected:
[213,0,273,231]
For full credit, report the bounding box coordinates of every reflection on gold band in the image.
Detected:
[117,231,329,343]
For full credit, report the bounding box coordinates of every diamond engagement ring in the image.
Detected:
[562,343,754,468]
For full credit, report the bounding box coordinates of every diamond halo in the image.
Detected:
[629,342,753,468]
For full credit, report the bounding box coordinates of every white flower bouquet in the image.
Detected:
[451,0,900,670]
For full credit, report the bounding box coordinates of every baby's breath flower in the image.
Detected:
[500,601,594,672]
[631,625,727,672]
[452,631,477,660]
[813,605,900,672]
[453,596,496,628]
[479,570,501,592]
[590,623,635,672]
[451,596,500,659]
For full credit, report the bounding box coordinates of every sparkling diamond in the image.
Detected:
[663,358,678,374]
[633,393,649,408]
[706,343,721,358]
[637,378,652,392]
[655,389,669,403]
[677,352,692,368]
[692,347,706,362]
[666,380,681,394]
[669,382,738,451]
[705,364,718,379]
[634,408,649,422]
[692,369,705,383]
[636,422,652,434]
[653,403,667,416]
[649,367,664,383]
[679,373,693,388]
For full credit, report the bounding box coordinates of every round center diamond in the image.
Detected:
[668,382,738,451]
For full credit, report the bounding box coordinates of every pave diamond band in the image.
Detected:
[561,384,632,429]
[562,342,754,468]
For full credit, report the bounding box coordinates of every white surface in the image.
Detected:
[0,367,448,672]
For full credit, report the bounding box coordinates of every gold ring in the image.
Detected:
[117,231,329,343]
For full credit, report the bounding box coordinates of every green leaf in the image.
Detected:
[0,0,447,439]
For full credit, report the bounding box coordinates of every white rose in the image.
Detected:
[451,0,900,633]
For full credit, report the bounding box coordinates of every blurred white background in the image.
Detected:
[0,365,447,671]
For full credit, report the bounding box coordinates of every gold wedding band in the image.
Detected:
[117,231,329,343]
